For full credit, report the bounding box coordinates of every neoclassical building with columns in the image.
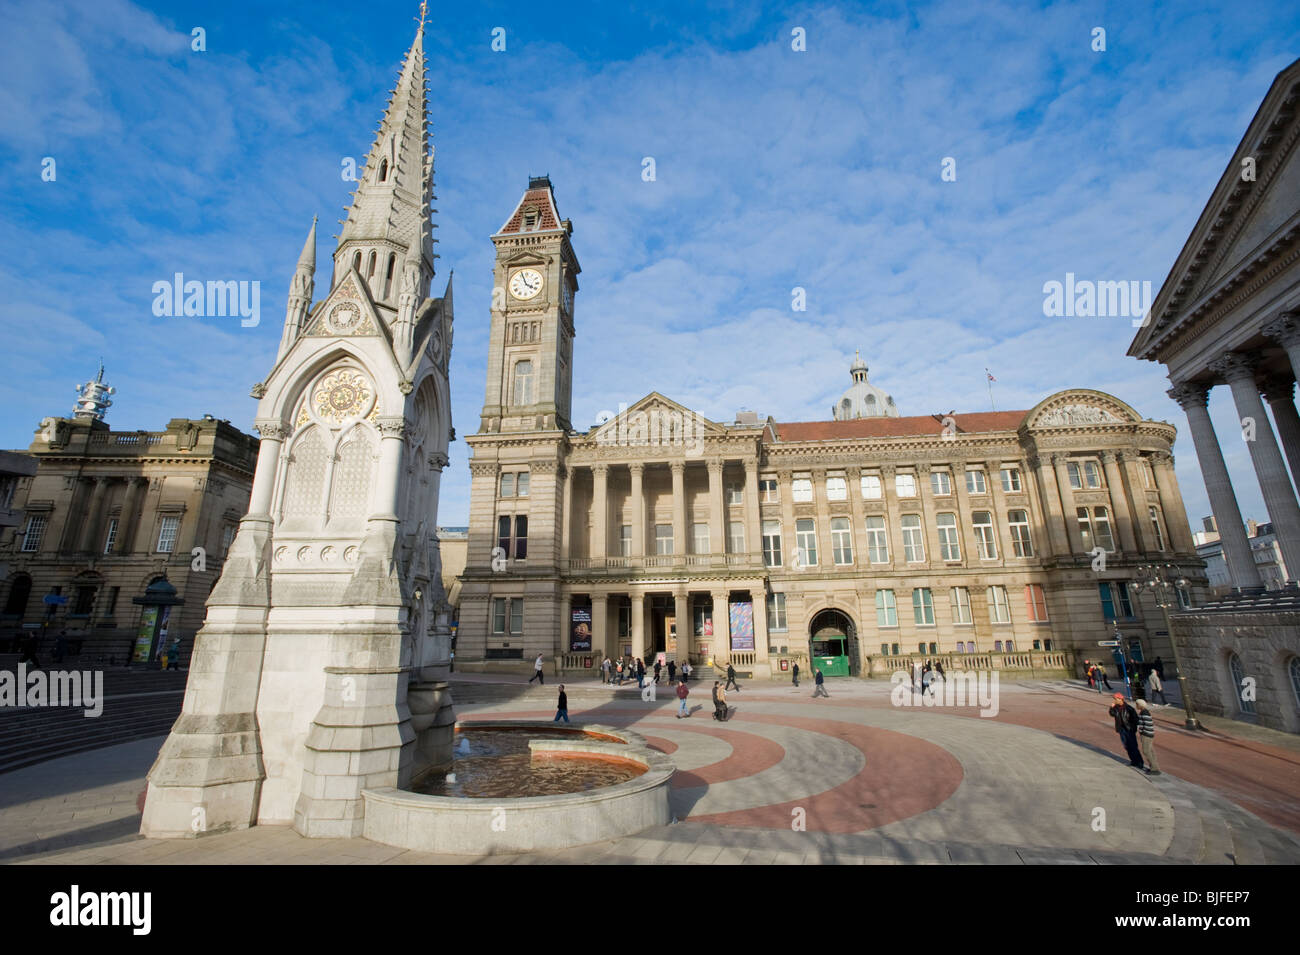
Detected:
[1130,56,1300,732]
[457,178,1205,679]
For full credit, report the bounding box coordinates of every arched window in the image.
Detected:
[384,253,396,298]
[1228,652,1255,715]
[281,426,328,525]
[367,251,377,279]
[352,251,362,274]
[3,574,32,616]
[378,158,389,182]
[513,360,533,405]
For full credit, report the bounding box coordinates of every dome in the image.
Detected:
[833,352,898,420]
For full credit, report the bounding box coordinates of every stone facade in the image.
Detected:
[458,183,1207,680]
[0,402,257,666]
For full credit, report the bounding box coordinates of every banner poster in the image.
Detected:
[154,605,173,663]
[570,606,592,652]
[132,606,158,664]
[729,600,754,651]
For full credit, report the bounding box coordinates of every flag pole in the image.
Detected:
[986,368,995,412]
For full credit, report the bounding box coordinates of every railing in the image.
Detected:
[558,554,761,574]
[727,651,756,668]
[866,650,1074,677]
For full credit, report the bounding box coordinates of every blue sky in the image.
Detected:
[1,0,1298,528]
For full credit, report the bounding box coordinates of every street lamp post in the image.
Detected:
[1129,564,1201,731]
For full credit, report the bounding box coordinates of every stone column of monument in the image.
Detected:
[670,462,686,563]
[1260,377,1300,487]
[1211,353,1300,581]
[1168,383,1262,590]
[629,463,645,562]
[1099,451,1136,553]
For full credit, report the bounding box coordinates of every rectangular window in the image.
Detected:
[220,523,236,556]
[1098,582,1116,621]
[972,511,997,559]
[692,523,710,555]
[1025,583,1048,621]
[895,473,916,497]
[987,585,1011,624]
[796,518,818,566]
[693,603,711,637]
[930,471,952,496]
[726,483,743,505]
[1008,509,1033,557]
[831,517,853,565]
[1176,584,1191,610]
[966,470,987,494]
[792,476,813,503]
[762,520,782,567]
[1000,467,1022,492]
[901,514,925,562]
[655,524,674,555]
[1141,460,1155,490]
[950,586,972,624]
[865,515,889,563]
[619,524,632,557]
[104,518,119,555]
[74,585,96,616]
[728,521,744,554]
[493,597,507,634]
[157,516,180,553]
[514,515,528,559]
[825,474,847,501]
[1084,461,1102,488]
[509,598,524,634]
[760,477,779,503]
[1093,506,1115,552]
[500,473,515,497]
[21,515,47,553]
[619,603,631,637]
[912,588,935,625]
[875,589,898,627]
[1117,581,1134,618]
[1072,460,1102,489]
[861,474,882,499]
[1067,462,1082,489]
[1149,506,1165,551]
[937,512,960,561]
[516,472,530,497]
[1077,507,1093,552]
[766,593,787,632]
[498,515,512,558]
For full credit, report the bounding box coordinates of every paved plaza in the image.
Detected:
[3,675,1299,865]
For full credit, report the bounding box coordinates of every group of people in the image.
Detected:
[907,658,946,694]
[1107,692,1162,775]
[597,655,692,688]
[1083,656,1167,704]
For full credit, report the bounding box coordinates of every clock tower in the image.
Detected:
[479,176,579,433]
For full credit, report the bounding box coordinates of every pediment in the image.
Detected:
[591,392,727,447]
[500,249,549,267]
[301,268,389,342]
[1024,390,1140,429]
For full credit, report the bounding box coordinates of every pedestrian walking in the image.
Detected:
[1147,667,1167,705]
[17,632,40,668]
[812,667,829,698]
[935,660,945,680]
[1135,699,1162,775]
[615,659,624,685]
[166,636,182,670]
[716,682,729,721]
[711,681,724,721]
[676,680,690,718]
[636,658,646,689]
[792,662,800,687]
[1098,664,1113,690]
[641,673,657,702]
[528,652,545,685]
[667,660,677,684]
[653,660,662,684]
[725,663,741,691]
[682,661,691,683]
[1108,693,1145,770]
[602,656,612,684]
[1153,656,1165,681]
[554,685,570,723]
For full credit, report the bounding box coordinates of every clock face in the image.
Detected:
[509,268,544,301]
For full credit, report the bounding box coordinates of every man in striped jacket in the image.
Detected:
[1135,699,1161,775]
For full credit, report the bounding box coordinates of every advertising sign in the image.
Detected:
[729,600,754,651]
[570,606,592,652]
[133,606,159,664]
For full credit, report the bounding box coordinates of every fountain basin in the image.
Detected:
[362,721,674,853]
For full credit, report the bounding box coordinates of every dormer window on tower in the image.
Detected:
[523,209,538,231]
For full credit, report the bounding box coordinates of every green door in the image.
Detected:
[811,636,851,676]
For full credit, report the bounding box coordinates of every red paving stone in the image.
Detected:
[685,715,963,833]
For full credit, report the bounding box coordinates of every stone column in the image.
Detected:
[118,476,148,554]
[744,458,761,567]
[674,591,691,663]
[1263,312,1300,389]
[777,469,796,568]
[670,462,686,561]
[1051,454,1080,553]
[591,463,608,561]
[707,458,725,562]
[1168,383,1262,589]
[630,593,645,660]
[562,591,574,656]
[983,459,1009,565]
[1150,451,1194,554]
[752,587,770,666]
[629,462,645,560]
[1261,377,1300,488]
[1100,451,1136,553]
[591,593,608,659]
[880,464,900,569]
[79,477,109,553]
[711,589,730,664]
[914,463,939,569]
[1210,354,1300,581]
[1118,451,1151,553]
[560,466,573,561]
[370,418,407,520]
[1029,456,1064,558]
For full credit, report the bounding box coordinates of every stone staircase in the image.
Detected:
[0,666,188,775]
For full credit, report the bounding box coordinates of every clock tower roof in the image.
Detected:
[494,175,567,237]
